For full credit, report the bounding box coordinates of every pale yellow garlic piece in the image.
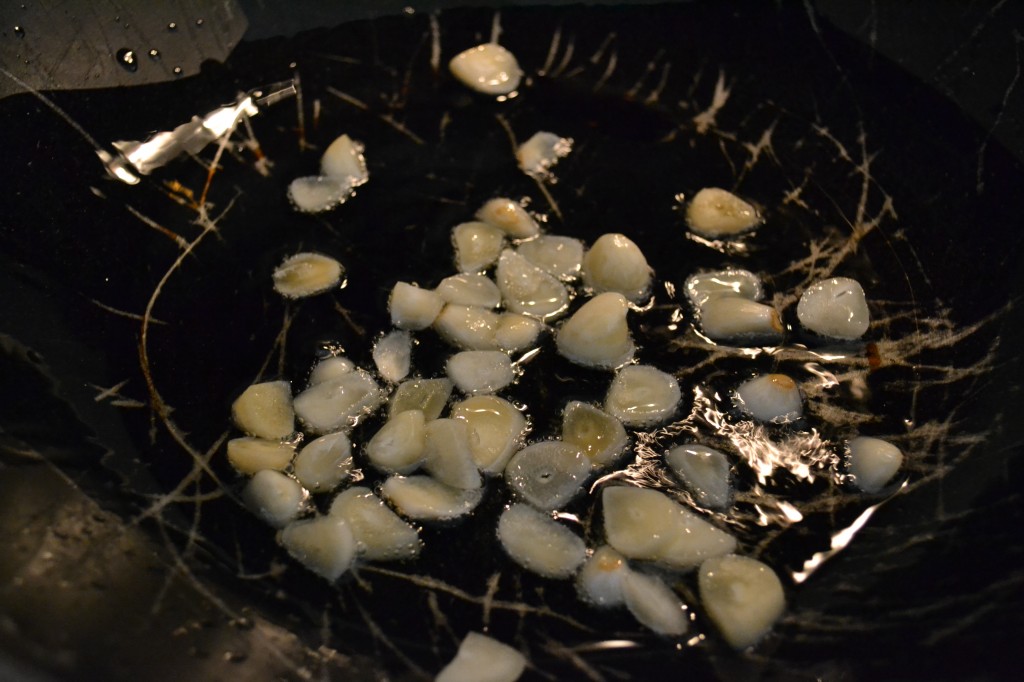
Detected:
[447,350,515,395]
[293,369,383,434]
[516,235,584,280]
[293,431,352,492]
[436,632,526,682]
[381,475,484,521]
[699,295,782,341]
[365,409,426,474]
[422,418,482,490]
[561,401,629,468]
[555,292,634,369]
[581,233,652,302]
[516,131,572,180]
[231,380,294,440]
[686,187,761,238]
[495,313,542,351]
[734,374,802,423]
[505,441,589,510]
[308,355,355,386]
[389,282,445,330]
[388,378,453,421]
[476,198,540,239]
[433,304,501,350]
[604,365,681,427]
[451,395,526,474]
[329,486,422,561]
[665,444,732,510]
[452,221,505,273]
[227,437,295,474]
[279,514,356,580]
[320,134,368,184]
[436,273,502,308]
[684,268,764,307]
[796,277,870,340]
[449,43,523,96]
[243,469,305,528]
[496,503,586,578]
[699,554,785,649]
[272,252,344,299]
[576,545,629,607]
[495,249,569,320]
[847,436,903,492]
[287,176,353,214]
[622,571,689,637]
[372,330,412,383]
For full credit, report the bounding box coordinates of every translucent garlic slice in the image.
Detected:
[582,233,653,302]
[517,235,584,280]
[436,273,502,308]
[451,395,526,474]
[293,431,352,493]
[389,282,445,330]
[496,503,586,578]
[576,545,630,607]
[495,249,569,320]
[365,409,426,475]
[847,436,903,492]
[516,131,573,180]
[698,554,785,649]
[320,134,368,184]
[381,475,484,521]
[622,571,689,636]
[433,304,501,350]
[287,176,354,213]
[227,437,295,474]
[555,292,635,369]
[796,277,870,340]
[452,221,505,273]
[293,369,383,434]
[699,295,782,342]
[734,374,802,423]
[243,469,305,528]
[372,330,412,383]
[388,378,453,421]
[279,514,356,581]
[422,418,482,490]
[476,198,540,239]
[665,444,732,510]
[449,44,523,96]
[329,486,422,561]
[495,313,542,352]
[447,350,515,395]
[561,401,629,468]
[272,252,344,299]
[604,365,681,427]
[684,268,764,307]
[504,441,589,510]
[685,187,760,238]
[436,632,526,682]
[308,355,355,386]
[231,380,294,440]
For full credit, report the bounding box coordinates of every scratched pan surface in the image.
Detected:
[0,3,1022,681]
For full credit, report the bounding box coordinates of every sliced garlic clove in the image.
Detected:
[452,221,505,273]
[665,444,732,510]
[451,395,526,474]
[604,365,681,427]
[698,295,782,342]
[433,304,501,350]
[447,350,515,395]
[308,355,355,386]
[495,313,542,352]
[436,273,502,308]
[504,441,589,510]
[365,409,426,474]
[847,436,903,492]
[279,514,356,581]
[576,545,630,607]
[622,571,689,637]
[496,503,586,578]
[272,252,344,299]
[555,292,635,369]
[561,401,629,468]
[684,268,764,307]
[436,632,526,682]
[449,43,523,96]
[517,235,584,280]
[381,475,484,521]
[581,233,653,302]
[227,437,295,474]
[734,374,803,423]
[293,369,384,434]
[685,187,760,238]
[516,131,573,180]
[320,134,368,184]
[699,554,785,649]
[389,282,445,331]
[293,431,352,493]
[231,380,294,440]
[388,378,453,421]
[796,277,870,340]
[423,418,482,490]
[329,486,422,561]
[476,198,540,239]
[372,330,412,383]
[287,176,354,213]
[243,469,306,527]
[495,249,569,320]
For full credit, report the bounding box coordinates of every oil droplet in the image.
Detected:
[116,48,138,72]
[148,48,160,60]
[167,21,177,31]
[172,66,182,76]
[13,25,25,37]
[195,18,204,27]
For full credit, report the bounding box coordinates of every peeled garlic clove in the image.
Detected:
[287,176,354,213]
[516,131,572,179]
[605,365,681,427]
[436,273,502,308]
[734,374,802,423]
[329,487,421,561]
[436,632,526,682]
[582,233,653,302]
[665,445,732,510]
[293,369,383,434]
[451,395,526,474]
[272,252,344,299]
[561,401,629,468]
[517,235,584,280]
[389,282,445,331]
[280,514,356,581]
[684,268,764,307]
[686,187,760,238]
[381,475,483,521]
[699,295,783,342]
[476,198,540,239]
[423,418,482,490]
[495,313,542,352]
[622,571,689,637]
[699,554,785,649]
[232,380,294,440]
[373,330,412,383]
[847,436,903,492]
[365,409,426,474]
[243,469,305,527]
[433,304,501,350]
[308,355,355,386]
[293,431,352,492]
[504,441,589,510]
[555,292,635,369]
[388,378,453,421]
[496,503,586,578]
[320,134,368,184]
[449,43,523,96]
[576,545,630,607]
[227,437,295,474]
[447,350,515,395]
[495,249,569,320]
[452,221,505,273]
[796,277,870,340]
